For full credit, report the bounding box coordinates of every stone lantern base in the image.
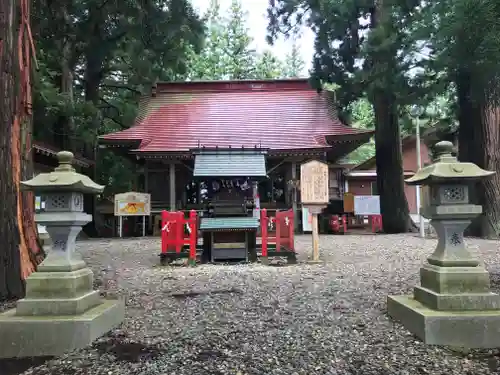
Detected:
[388,263,500,348]
[0,262,124,358]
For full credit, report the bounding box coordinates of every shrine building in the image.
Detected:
[98,79,373,233]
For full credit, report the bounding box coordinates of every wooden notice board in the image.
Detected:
[300,160,329,205]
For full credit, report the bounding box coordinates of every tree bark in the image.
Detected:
[368,0,413,233]
[81,13,106,237]
[0,0,24,300]
[373,92,413,233]
[0,0,44,301]
[478,108,500,237]
[54,30,75,151]
[456,70,500,238]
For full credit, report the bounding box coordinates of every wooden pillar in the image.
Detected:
[144,163,149,194]
[169,162,176,211]
[311,213,319,261]
[285,163,291,206]
[145,163,152,232]
[291,161,298,232]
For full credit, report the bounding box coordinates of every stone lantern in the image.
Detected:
[0,151,124,358]
[387,141,500,348]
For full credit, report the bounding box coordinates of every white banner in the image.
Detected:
[354,195,380,215]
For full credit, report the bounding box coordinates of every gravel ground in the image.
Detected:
[3,234,500,375]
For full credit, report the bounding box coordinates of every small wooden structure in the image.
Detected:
[160,148,297,265]
[160,208,296,265]
[196,148,263,263]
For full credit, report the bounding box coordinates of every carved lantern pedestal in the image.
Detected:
[387,141,500,348]
[0,151,124,358]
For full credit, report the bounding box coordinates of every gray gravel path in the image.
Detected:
[7,234,500,375]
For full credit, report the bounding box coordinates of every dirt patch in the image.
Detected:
[92,336,165,362]
[0,357,53,375]
[196,348,228,361]
[170,287,243,299]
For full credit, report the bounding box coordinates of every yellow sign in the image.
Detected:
[114,192,151,216]
[300,160,329,205]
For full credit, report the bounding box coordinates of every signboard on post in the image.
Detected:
[300,160,329,262]
[353,195,380,215]
[300,160,329,205]
[114,192,151,237]
[114,192,151,216]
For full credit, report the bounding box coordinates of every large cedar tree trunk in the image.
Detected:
[373,93,413,233]
[457,71,500,238]
[53,5,75,152]
[81,26,104,237]
[0,0,44,300]
[369,0,413,233]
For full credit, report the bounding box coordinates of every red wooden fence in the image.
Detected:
[161,208,296,264]
[260,208,295,258]
[161,210,197,262]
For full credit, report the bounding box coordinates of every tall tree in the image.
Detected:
[187,0,229,80]
[268,0,423,233]
[254,50,284,79]
[224,0,257,79]
[187,0,288,80]
[283,38,305,78]
[32,0,205,148]
[425,0,500,237]
[31,0,205,202]
[0,0,44,300]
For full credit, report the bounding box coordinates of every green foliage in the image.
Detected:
[268,0,426,232]
[187,0,305,80]
[186,0,233,80]
[425,0,500,105]
[224,0,257,79]
[187,0,258,79]
[283,39,306,78]
[32,0,308,199]
[344,98,375,164]
[419,0,500,237]
[32,0,205,197]
[254,51,284,79]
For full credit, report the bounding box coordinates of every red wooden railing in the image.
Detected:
[161,210,197,262]
[260,208,295,257]
[161,208,296,264]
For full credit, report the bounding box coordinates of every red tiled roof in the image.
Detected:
[100,79,372,153]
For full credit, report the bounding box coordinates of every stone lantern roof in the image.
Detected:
[21,151,104,193]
